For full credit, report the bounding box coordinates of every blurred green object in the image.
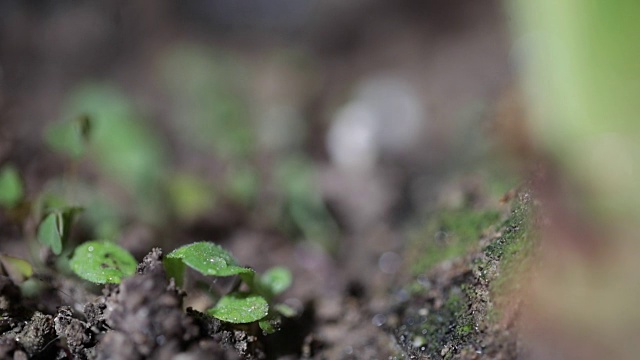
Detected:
[508,0,640,220]
[225,164,259,207]
[259,266,293,297]
[275,156,339,253]
[507,1,640,356]
[0,253,33,284]
[167,173,216,221]
[160,44,254,159]
[47,83,168,223]
[45,118,86,159]
[0,165,23,208]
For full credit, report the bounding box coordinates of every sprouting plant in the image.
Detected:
[165,242,294,331]
[68,240,294,332]
[37,207,82,255]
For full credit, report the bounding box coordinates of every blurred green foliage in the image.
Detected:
[258,266,293,297]
[224,164,259,207]
[46,83,168,224]
[275,156,340,252]
[39,43,339,256]
[0,165,23,208]
[509,0,640,220]
[160,44,254,160]
[167,173,217,222]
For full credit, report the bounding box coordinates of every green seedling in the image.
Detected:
[0,165,24,208]
[69,240,137,284]
[165,241,293,329]
[37,207,82,255]
[68,239,293,330]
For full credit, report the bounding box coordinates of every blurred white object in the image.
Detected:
[327,76,425,172]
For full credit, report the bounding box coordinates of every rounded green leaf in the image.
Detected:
[260,267,292,296]
[166,242,253,277]
[207,292,269,323]
[70,241,137,284]
[0,165,23,208]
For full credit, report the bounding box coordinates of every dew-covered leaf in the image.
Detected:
[70,241,137,284]
[165,242,253,277]
[207,292,269,323]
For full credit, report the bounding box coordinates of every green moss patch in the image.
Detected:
[395,190,535,359]
[408,208,500,276]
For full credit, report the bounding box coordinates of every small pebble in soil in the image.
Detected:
[371,314,387,327]
[394,289,410,303]
[412,336,426,348]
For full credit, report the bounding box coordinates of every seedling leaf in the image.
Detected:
[163,257,186,287]
[70,241,137,284]
[207,292,269,323]
[37,213,63,255]
[165,242,253,277]
[0,165,23,208]
[37,207,82,255]
[260,267,292,296]
[258,318,279,334]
